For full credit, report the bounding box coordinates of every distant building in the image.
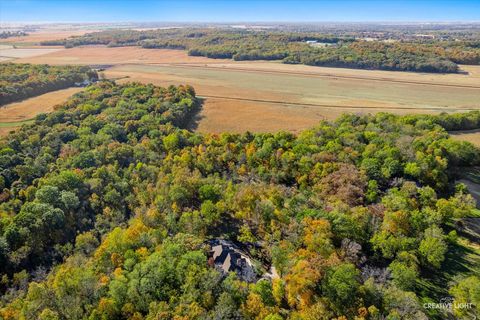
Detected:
[307,41,337,48]
[208,239,257,282]
[74,79,96,87]
[414,34,435,39]
[74,79,90,87]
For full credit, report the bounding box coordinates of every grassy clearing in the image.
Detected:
[0,120,34,127]
[0,120,33,136]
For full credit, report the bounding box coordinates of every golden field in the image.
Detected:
[0,87,82,136]
[1,44,478,133]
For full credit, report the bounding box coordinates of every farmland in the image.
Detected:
[105,62,480,132]
[0,29,98,45]
[0,46,64,63]
[42,27,480,73]
[1,81,480,320]
[0,45,63,60]
[0,87,82,136]
[450,129,480,147]
[7,45,480,132]
[1,13,480,320]
[14,46,231,65]
[0,29,98,62]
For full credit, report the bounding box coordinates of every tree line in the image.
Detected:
[0,63,98,105]
[41,28,480,73]
[0,80,479,319]
[0,31,27,39]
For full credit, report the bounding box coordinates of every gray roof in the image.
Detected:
[208,239,256,282]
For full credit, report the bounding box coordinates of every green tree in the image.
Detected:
[419,225,447,268]
[388,251,419,290]
[323,263,360,309]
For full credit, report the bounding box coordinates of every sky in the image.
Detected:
[1,0,479,23]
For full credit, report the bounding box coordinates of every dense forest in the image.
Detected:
[284,42,465,73]
[0,63,98,105]
[0,81,479,319]
[41,28,480,73]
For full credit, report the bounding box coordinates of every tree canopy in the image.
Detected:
[0,63,98,105]
[42,28,480,73]
[0,80,479,319]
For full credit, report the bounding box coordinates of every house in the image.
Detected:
[74,79,93,87]
[208,239,257,282]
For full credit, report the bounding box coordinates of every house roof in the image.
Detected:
[209,240,254,276]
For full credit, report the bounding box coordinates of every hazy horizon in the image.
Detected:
[2,21,480,25]
[1,0,480,23]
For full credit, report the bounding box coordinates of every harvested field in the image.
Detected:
[0,29,98,45]
[191,98,324,133]
[16,46,231,65]
[0,87,82,136]
[0,47,64,61]
[106,63,480,132]
[450,129,480,147]
[11,46,480,132]
[0,87,82,121]
[152,62,480,88]
[16,45,480,85]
